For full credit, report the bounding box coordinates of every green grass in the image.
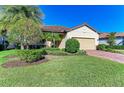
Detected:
[114,49,124,54]
[0,50,124,86]
[0,50,16,65]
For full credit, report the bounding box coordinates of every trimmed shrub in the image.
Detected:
[41,47,86,56]
[65,38,80,53]
[104,47,113,52]
[61,48,65,51]
[104,48,120,53]
[97,44,124,51]
[17,49,47,63]
[97,44,121,53]
[42,47,60,51]
[46,49,86,56]
[109,45,124,49]
[97,44,108,50]
[75,50,87,55]
[46,50,71,56]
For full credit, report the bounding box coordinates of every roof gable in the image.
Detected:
[68,23,98,33]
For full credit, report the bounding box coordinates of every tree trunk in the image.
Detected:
[21,43,25,50]
[26,45,29,50]
[46,41,51,48]
[53,39,56,48]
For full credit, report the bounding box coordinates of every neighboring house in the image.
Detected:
[0,36,10,49]
[0,36,6,45]
[99,33,124,45]
[0,37,3,44]
[42,23,99,50]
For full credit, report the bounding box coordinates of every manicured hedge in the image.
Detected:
[42,48,60,51]
[17,49,47,63]
[97,44,108,50]
[65,38,80,53]
[109,45,124,49]
[46,50,71,56]
[97,44,124,50]
[42,48,86,56]
[97,44,121,53]
[75,50,87,55]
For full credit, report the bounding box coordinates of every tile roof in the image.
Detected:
[116,33,124,37]
[99,33,109,38]
[42,26,71,33]
[42,25,124,38]
[42,23,98,33]
[100,33,124,38]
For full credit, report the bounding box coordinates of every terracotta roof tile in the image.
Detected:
[115,33,124,37]
[42,23,98,33]
[42,26,71,33]
[99,33,109,38]
[100,33,124,38]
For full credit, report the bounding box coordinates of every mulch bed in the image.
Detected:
[1,58,48,68]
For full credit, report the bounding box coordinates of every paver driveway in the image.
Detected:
[86,50,124,63]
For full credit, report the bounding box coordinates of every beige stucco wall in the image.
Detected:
[59,25,99,49]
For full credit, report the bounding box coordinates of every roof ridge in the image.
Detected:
[69,23,98,33]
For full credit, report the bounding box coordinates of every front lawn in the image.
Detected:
[0,50,124,86]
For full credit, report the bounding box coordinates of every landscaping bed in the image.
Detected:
[2,56,48,68]
[1,49,48,68]
[1,48,86,68]
[97,44,121,53]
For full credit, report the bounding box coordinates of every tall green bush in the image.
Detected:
[65,38,80,53]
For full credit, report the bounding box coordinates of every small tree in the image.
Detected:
[65,38,80,53]
[107,32,116,46]
[0,6,43,50]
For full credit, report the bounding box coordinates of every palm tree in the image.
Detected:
[41,32,62,47]
[42,32,62,47]
[0,6,43,50]
[107,32,116,46]
[42,32,53,47]
[52,32,62,47]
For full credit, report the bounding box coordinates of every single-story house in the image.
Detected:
[99,33,124,45]
[1,23,124,50]
[42,23,99,50]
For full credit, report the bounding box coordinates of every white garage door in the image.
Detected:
[74,38,96,50]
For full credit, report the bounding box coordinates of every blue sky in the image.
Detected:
[40,5,124,33]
